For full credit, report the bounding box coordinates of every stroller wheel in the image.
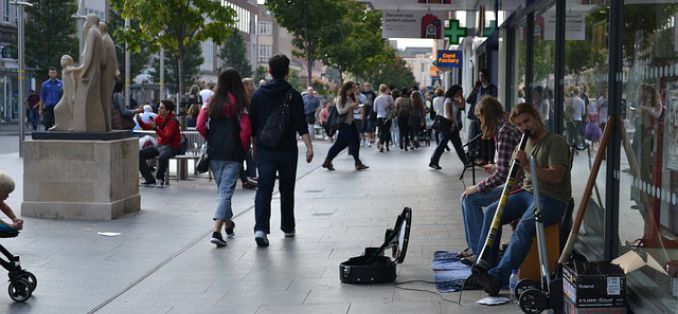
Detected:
[519,288,548,313]
[8,278,32,302]
[20,271,37,292]
[515,278,540,296]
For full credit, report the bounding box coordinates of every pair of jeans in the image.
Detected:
[42,107,55,130]
[27,108,39,131]
[326,122,360,163]
[254,147,298,234]
[139,145,176,182]
[210,160,241,221]
[476,190,566,286]
[397,116,410,148]
[377,118,391,146]
[429,130,467,166]
[461,185,504,254]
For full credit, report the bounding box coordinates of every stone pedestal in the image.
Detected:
[22,137,140,220]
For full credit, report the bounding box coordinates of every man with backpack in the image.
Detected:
[138,99,183,187]
[250,54,314,247]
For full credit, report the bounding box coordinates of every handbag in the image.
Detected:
[326,106,346,130]
[258,91,293,149]
[195,143,210,174]
[431,115,457,134]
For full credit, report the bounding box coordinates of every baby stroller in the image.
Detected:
[0,231,36,302]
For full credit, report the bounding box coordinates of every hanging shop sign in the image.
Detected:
[444,20,467,45]
[435,50,462,68]
[382,10,449,39]
[543,10,586,41]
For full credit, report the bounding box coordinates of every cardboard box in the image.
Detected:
[562,261,627,310]
[563,297,626,314]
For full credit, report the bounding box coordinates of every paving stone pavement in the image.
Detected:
[0,139,531,314]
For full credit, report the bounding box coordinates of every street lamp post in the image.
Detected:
[124,18,131,109]
[11,0,33,158]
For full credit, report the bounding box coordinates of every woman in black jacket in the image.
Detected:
[196,68,251,247]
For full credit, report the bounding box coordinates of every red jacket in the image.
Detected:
[155,112,181,151]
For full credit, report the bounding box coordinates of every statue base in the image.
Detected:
[31,130,133,141]
[21,137,140,220]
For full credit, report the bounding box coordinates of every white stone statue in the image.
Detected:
[99,21,118,131]
[67,14,108,132]
[49,55,78,131]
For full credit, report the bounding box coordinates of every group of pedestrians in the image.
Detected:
[193,54,312,248]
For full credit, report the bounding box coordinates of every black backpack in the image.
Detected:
[258,91,294,149]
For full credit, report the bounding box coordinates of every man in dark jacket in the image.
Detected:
[250,54,314,247]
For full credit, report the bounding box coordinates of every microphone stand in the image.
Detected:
[459,134,482,186]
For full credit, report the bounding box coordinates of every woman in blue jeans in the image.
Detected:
[322,81,368,171]
[196,68,252,247]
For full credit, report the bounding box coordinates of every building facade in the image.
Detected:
[199,0,258,82]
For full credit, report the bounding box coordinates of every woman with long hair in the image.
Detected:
[429,85,468,169]
[373,84,394,152]
[410,91,426,149]
[322,81,369,171]
[196,68,251,247]
[395,88,413,150]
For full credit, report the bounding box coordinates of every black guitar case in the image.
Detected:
[339,207,412,284]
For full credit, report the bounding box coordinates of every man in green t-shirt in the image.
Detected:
[473,103,571,296]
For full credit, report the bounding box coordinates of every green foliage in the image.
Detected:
[287,68,302,91]
[363,46,416,90]
[311,79,332,96]
[115,0,237,93]
[320,2,384,83]
[265,0,346,85]
[108,0,153,79]
[219,28,252,78]
[254,66,268,83]
[151,42,204,94]
[25,0,78,78]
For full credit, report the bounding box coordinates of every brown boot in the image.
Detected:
[355,161,369,170]
[322,160,335,171]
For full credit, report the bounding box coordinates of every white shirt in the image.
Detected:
[199,89,214,104]
[374,94,394,118]
[432,96,445,117]
[571,96,585,121]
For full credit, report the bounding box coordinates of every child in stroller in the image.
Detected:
[0,171,36,302]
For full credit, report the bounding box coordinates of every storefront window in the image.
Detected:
[533,5,556,131]
[512,21,527,108]
[563,1,609,259]
[619,1,678,312]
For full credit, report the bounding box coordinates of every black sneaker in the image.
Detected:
[140,180,156,186]
[225,222,235,239]
[210,232,227,247]
[254,231,269,247]
[428,163,442,170]
[473,270,501,296]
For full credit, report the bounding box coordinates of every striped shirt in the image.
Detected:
[477,119,523,192]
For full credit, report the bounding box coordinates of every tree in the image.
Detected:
[320,2,383,83]
[265,0,346,86]
[219,28,252,78]
[108,0,153,79]
[363,46,416,90]
[116,0,236,94]
[254,66,267,83]
[25,0,78,78]
[151,41,204,93]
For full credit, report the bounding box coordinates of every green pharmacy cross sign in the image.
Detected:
[444,19,467,45]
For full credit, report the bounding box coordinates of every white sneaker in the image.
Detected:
[254,230,269,247]
[284,230,296,238]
